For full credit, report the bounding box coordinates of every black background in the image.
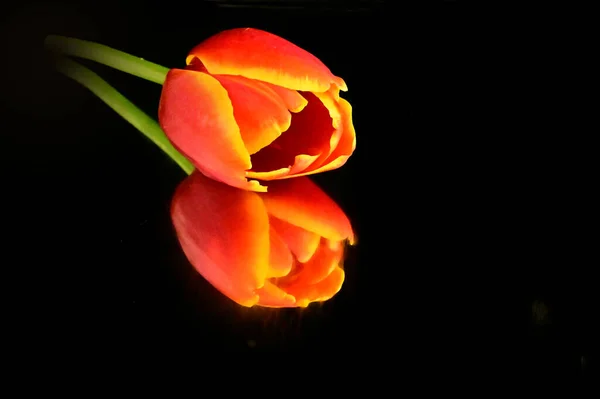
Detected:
[1,0,595,376]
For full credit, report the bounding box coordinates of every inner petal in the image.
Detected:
[294,97,356,177]
[278,237,344,288]
[269,216,320,263]
[267,226,294,278]
[285,267,345,308]
[261,82,308,113]
[254,280,296,308]
[249,92,334,173]
[213,74,291,155]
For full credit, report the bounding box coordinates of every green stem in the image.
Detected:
[52,56,194,175]
[45,35,170,85]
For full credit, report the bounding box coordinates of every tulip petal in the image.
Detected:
[285,267,345,308]
[254,280,296,308]
[262,177,354,243]
[280,238,344,287]
[246,153,320,181]
[170,171,270,307]
[292,89,343,173]
[269,216,320,263]
[186,28,346,93]
[315,89,342,141]
[261,82,308,113]
[247,92,332,177]
[252,92,355,181]
[158,69,266,192]
[290,97,356,176]
[246,166,291,181]
[316,97,356,167]
[213,74,291,155]
[267,226,294,278]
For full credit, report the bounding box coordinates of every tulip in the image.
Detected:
[170,171,355,308]
[158,28,356,192]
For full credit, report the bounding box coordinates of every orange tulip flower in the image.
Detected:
[170,171,355,308]
[158,28,356,192]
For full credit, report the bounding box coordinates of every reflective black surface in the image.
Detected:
[1,0,594,375]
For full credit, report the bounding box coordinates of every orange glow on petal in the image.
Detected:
[245,167,290,181]
[330,98,356,155]
[286,267,345,308]
[159,69,267,192]
[280,238,344,287]
[288,153,322,175]
[261,82,308,113]
[170,171,270,306]
[333,77,347,92]
[269,216,320,263]
[262,177,353,242]
[246,153,320,181]
[267,226,293,278]
[296,155,351,177]
[254,280,296,308]
[213,74,291,155]
[187,28,346,93]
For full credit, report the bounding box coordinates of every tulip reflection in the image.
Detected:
[171,171,354,308]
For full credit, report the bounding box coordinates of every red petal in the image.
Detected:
[187,28,346,93]
[170,171,270,307]
[247,92,333,179]
[213,74,291,155]
[158,69,266,192]
[261,177,354,243]
[287,88,343,173]
[291,97,356,176]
